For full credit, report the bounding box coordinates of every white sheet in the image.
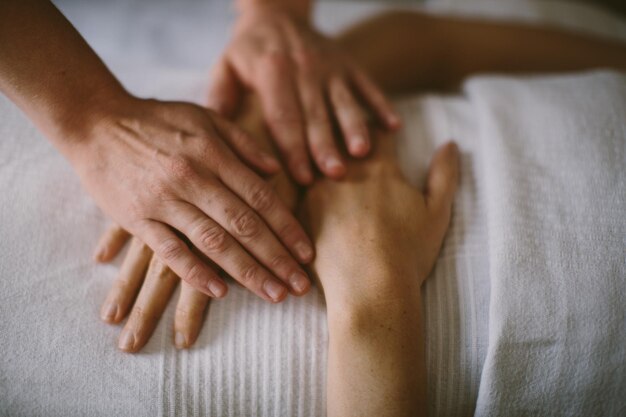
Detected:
[1,1,625,416]
[465,71,626,416]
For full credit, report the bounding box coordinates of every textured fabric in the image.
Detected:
[1,1,626,416]
[466,71,626,417]
[0,73,489,417]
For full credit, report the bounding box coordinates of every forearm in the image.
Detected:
[236,0,312,19]
[326,282,427,417]
[338,11,626,93]
[0,0,129,158]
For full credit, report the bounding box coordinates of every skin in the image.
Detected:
[0,0,315,301]
[93,8,626,415]
[96,96,303,352]
[208,0,401,184]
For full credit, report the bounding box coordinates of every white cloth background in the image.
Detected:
[1,1,625,416]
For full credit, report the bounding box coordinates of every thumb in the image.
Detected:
[206,58,241,117]
[424,141,460,212]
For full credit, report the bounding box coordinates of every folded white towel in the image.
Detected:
[466,71,626,416]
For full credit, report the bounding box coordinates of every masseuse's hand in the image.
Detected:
[82,97,313,301]
[207,7,400,184]
[93,95,305,352]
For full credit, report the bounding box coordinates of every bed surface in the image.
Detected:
[1,1,625,416]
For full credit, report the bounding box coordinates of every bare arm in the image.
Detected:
[303,132,460,416]
[338,11,626,93]
[0,0,126,153]
[0,0,315,302]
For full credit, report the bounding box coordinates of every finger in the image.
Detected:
[174,282,211,349]
[93,224,130,262]
[164,201,293,302]
[298,75,346,178]
[212,115,280,174]
[206,58,241,117]
[117,256,179,353]
[425,142,460,212]
[255,51,313,184]
[328,75,371,158]
[216,157,315,266]
[350,67,401,130]
[100,237,152,323]
[137,220,228,298]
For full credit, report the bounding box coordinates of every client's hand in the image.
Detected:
[301,132,459,417]
[302,134,460,309]
[208,6,400,183]
[95,228,209,352]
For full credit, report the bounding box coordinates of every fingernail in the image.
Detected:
[208,280,227,298]
[387,113,401,128]
[100,303,118,322]
[118,329,135,351]
[351,135,369,155]
[175,331,187,349]
[263,280,287,302]
[324,156,344,173]
[294,241,313,262]
[289,271,310,294]
[93,245,107,262]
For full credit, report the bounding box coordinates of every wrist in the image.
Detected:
[52,88,136,165]
[321,264,423,316]
[326,284,422,338]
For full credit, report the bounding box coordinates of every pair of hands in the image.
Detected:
[94,124,460,353]
[80,6,398,307]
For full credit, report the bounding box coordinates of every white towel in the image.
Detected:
[465,71,626,416]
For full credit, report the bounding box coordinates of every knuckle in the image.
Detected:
[278,221,300,243]
[175,305,200,321]
[293,48,319,72]
[156,238,185,262]
[240,264,260,285]
[166,155,196,182]
[129,306,154,323]
[184,262,205,287]
[249,184,275,212]
[305,103,330,125]
[197,224,229,253]
[269,254,290,271]
[263,49,290,71]
[268,107,302,125]
[230,210,262,238]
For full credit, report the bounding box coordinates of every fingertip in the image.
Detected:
[93,246,108,263]
[294,240,314,264]
[386,113,402,130]
[118,329,138,353]
[291,162,314,185]
[207,279,228,298]
[174,331,189,349]
[206,100,230,116]
[321,155,347,179]
[288,271,311,296]
[100,302,120,323]
[347,134,371,158]
[263,279,289,303]
[259,152,281,174]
